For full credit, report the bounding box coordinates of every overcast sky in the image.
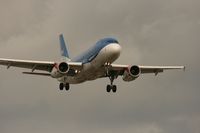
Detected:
[0,0,199,133]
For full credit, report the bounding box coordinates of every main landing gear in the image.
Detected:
[59,83,70,91]
[106,75,117,93]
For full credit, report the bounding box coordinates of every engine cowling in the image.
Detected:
[122,65,141,82]
[51,62,69,78]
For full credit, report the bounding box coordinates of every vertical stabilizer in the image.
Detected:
[59,34,70,60]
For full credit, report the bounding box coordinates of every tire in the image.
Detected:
[65,83,70,91]
[59,83,64,90]
[112,85,117,93]
[106,85,111,92]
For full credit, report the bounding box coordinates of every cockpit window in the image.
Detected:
[106,39,119,44]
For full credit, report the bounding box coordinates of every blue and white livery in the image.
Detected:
[0,34,185,93]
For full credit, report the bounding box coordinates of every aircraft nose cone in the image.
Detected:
[112,43,121,57]
[105,43,121,62]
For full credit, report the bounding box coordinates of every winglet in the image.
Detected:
[183,66,186,71]
[59,34,70,60]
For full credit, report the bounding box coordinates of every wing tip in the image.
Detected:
[183,66,186,71]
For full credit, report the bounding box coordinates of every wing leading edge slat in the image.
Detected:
[0,58,55,72]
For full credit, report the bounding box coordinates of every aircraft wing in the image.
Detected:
[110,64,185,76]
[137,65,185,74]
[0,58,82,73]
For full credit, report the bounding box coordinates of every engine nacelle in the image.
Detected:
[51,62,69,78]
[122,65,141,82]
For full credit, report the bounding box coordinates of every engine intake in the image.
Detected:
[58,62,69,73]
[51,62,69,78]
[122,65,141,82]
[129,65,140,77]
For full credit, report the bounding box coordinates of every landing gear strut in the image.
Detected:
[106,75,117,93]
[59,83,70,91]
[105,64,118,93]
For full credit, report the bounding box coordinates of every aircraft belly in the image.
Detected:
[58,63,105,84]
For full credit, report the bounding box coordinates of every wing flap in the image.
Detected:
[110,64,185,75]
[139,66,185,74]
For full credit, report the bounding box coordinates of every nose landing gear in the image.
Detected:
[106,75,117,93]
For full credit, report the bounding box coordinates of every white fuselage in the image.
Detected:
[58,43,121,84]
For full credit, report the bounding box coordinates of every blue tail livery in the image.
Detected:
[59,34,70,59]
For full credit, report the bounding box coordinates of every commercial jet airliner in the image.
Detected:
[0,35,185,93]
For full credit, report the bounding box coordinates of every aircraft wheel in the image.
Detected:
[112,85,117,93]
[65,83,70,91]
[59,83,64,90]
[106,85,111,92]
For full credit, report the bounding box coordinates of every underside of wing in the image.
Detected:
[139,66,185,75]
[0,58,55,72]
[0,58,83,74]
[106,64,185,82]
[110,64,185,75]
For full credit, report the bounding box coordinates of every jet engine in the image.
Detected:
[122,65,141,82]
[51,62,69,78]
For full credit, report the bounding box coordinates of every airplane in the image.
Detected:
[0,34,185,93]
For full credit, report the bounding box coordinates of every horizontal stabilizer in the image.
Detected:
[23,72,51,76]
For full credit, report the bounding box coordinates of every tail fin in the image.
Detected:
[59,34,70,60]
